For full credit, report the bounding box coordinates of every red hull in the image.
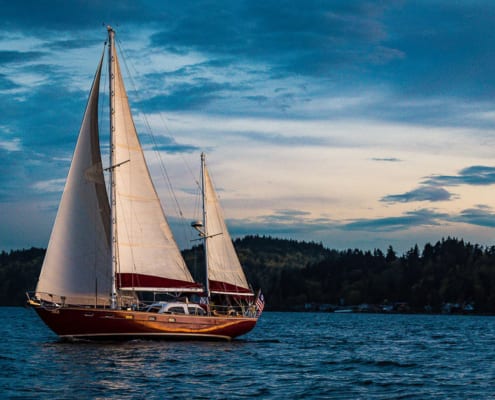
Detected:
[32,305,257,341]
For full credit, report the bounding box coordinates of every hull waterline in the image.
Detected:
[31,304,257,341]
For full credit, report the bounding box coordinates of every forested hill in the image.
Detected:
[3,236,495,313]
[0,247,45,306]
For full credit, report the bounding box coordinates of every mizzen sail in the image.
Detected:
[36,54,112,306]
[203,156,253,295]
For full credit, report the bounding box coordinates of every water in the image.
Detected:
[1,308,494,399]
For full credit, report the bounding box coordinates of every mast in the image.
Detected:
[201,152,211,299]
[108,26,118,309]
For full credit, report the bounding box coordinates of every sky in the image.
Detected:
[2,0,495,254]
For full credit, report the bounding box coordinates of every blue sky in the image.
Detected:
[2,0,495,253]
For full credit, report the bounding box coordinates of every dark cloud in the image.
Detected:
[3,1,495,128]
[167,209,336,249]
[1,81,86,150]
[371,157,402,162]
[47,39,104,51]
[0,73,19,91]
[222,205,495,247]
[142,136,199,154]
[137,80,238,111]
[266,209,312,219]
[381,185,453,203]
[424,166,495,186]
[380,2,495,101]
[341,209,448,232]
[223,208,336,238]
[0,143,66,203]
[380,165,495,205]
[450,206,495,228]
[3,1,495,106]
[1,1,162,32]
[0,146,23,201]
[0,75,95,205]
[0,50,44,64]
[150,1,397,78]
[236,131,332,147]
[2,1,495,252]
[143,1,495,106]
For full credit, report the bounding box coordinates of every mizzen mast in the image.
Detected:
[201,152,211,299]
[107,25,118,309]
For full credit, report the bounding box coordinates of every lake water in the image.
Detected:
[1,307,494,399]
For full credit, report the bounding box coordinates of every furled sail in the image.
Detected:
[109,41,200,292]
[36,54,112,306]
[203,157,253,296]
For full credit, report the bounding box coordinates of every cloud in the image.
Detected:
[423,165,495,186]
[450,205,495,228]
[225,208,337,237]
[47,39,105,51]
[137,80,238,111]
[380,165,495,205]
[381,185,453,203]
[371,157,402,162]
[381,2,495,102]
[0,146,60,202]
[0,50,44,64]
[32,178,66,194]
[150,1,398,78]
[235,131,331,147]
[168,208,339,248]
[341,209,448,232]
[2,1,495,254]
[0,137,21,152]
[142,136,200,154]
[0,73,19,91]
[0,1,161,32]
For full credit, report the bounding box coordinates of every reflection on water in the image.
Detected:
[1,308,495,399]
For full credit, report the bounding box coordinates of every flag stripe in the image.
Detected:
[256,292,265,316]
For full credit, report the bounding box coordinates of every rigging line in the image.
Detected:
[114,37,187,226]
[156,110,201,191]
[153,94,204,232]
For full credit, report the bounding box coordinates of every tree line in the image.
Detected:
[234,236,495,313]
[2,235,495,313]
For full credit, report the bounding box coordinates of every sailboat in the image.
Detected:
[27,26,262,341]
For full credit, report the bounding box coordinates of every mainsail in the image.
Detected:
[36,53,112,306]
[202,155,253,295]
[108,33,200,292]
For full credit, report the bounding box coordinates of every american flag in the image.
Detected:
[256,292,265,316]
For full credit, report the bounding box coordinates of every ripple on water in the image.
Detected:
[1,309,495,399]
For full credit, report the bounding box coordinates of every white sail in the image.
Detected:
[36,54,112,306]
[203,156,253,295]
[109,39,200,292]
